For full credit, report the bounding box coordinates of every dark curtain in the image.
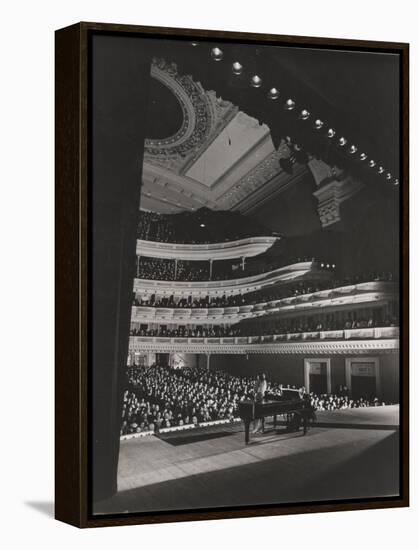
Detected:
[91,34,151,505]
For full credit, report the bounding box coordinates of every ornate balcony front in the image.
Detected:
[133,260,320,296]
[132,281,397,324]
[128,326,399,355]
[136,235,279,261]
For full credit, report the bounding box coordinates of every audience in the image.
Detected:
[237,313,399,338]
[130,325,240,338]
[136,251,394,285]
[137,208,273,244]
[121,364,388,435]
[129,311,398,340]
[136,254,316,282]
[133,273,395,310]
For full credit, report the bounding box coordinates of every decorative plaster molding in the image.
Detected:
[129,336,399,355]
[144,58,237,173]
[312,176,364,228]
[307,158,364,228]
[131,288,397,325]
[307,158,342,187]
[133,261,316,296]
[136,235,279,261]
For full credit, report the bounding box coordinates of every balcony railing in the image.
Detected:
[133,261,324,295]
[136,235,279,261]
[132,281,396,324]
[129,326,399,347]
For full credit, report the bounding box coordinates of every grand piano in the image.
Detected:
[238,388,315,444]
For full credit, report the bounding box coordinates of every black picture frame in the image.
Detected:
[55,21,409,528]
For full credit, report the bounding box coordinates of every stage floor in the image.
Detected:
[96,405,400,515]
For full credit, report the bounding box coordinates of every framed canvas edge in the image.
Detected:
[54,21,409,529]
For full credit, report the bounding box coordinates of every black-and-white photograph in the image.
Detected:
[88,32,403,518]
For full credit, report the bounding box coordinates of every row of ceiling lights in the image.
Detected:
[201,45,399,187]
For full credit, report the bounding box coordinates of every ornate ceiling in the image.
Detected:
[141,58,305,214]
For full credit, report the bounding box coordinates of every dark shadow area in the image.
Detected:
[96,432,399,515]
[25,501,54,518]
[158,429,234,446]
[248,427,317,444]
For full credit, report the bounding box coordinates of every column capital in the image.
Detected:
[309,159,363,228]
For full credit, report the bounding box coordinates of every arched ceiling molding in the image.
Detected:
[144,58,237,174]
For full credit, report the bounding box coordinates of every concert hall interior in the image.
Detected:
[91,35,401,515]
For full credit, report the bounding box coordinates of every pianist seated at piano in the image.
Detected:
[240,379,315,444]
[252,373,268,434]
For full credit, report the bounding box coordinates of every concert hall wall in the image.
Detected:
[209,353,399,402]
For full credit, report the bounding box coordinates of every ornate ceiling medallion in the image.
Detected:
[144,58,236,173]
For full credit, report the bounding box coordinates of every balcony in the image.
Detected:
[131,281,396,324]
[133,260,320,295]
[129,326,399,355]
[136,235,279,261]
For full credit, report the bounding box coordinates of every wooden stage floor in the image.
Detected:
[96,405,400,515]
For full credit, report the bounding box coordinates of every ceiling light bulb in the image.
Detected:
[268,87,280,100]
[285,99,296,110]
[349,145,357,154]
[369,160,376,168]
[232,61,243,75]
[250,75,262,88]
[211,47,223,61]
[360,153,367,161]
[338,137,347,146]
[327,128,336,138]
[300,109,310,120]
[314,119,323,129]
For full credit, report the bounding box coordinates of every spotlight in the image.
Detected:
[394,179,399,186]
[191,42,198,47]
[349,145,357,154]
[314,119,324,129]
[360,153,367,161]
[386,172,392,180]
[285,98,296,110]
[268,87,280,100]
[338,137,347,147]
[211,47,223,61]
[327,128,336,138]
[332,264,336,268]
[326,264,330,268]
[200,223,206,228]
[378,166,384,174]
[369,160,376,168]
[250,75,262,88]
[321,263,325,268]
[232,61,243,75]
[300,109,310,120]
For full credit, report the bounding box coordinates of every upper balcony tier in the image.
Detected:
[136,235,279,261]
[133,261,329,296]
[137,208,276,246]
